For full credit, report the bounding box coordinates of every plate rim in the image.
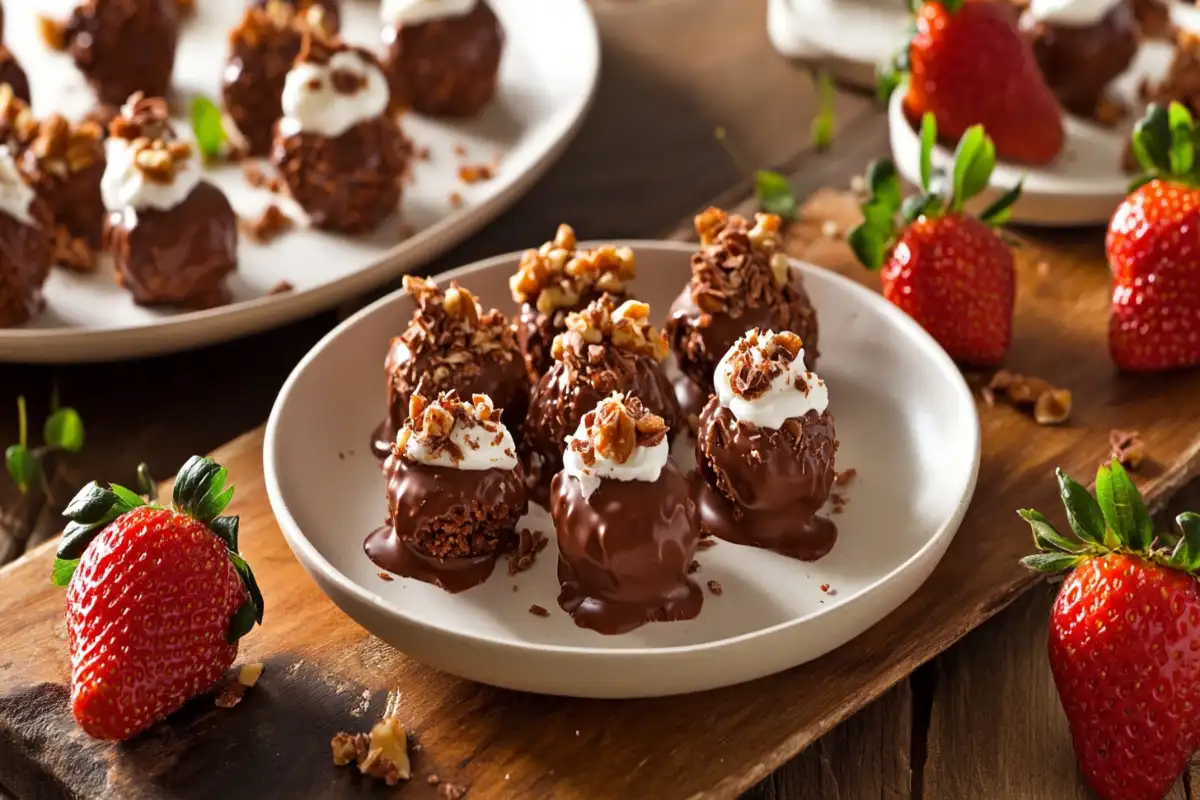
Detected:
[0,0,601,363]
[263,239,982,659]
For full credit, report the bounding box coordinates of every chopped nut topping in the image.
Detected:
[331,717,411,786]
[237,662,265,687]
[550,295,668,364]
[569,392,667,466]
[109,93,176,143]
[52,227,96,273]
[38,15,67,51]
[1110,429,1146,470]
[233,0,333,49]
[242,204,295,243]
[510,224,636,315]
[0,84,37,147]
[723,328,806,401]
[986,370,1072,426]
[688,207,793,317]
[395,390,505,465]
[1033,389,1072,426]
[215,662,264,708]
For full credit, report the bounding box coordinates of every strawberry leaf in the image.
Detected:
[940,0,963,11]
[51,557,80,588]
[1131,103,1172,178]
[191,95,225,161]
[811,70,835,151]
[848,221,888,270]
[109,483,145,511]
[63,482,133,523]
[919,112,936,193]
[173,455,234,522]
[44,407,84,454]
[1169,102,1195,177]
[5,444,38,495]
[979,179,1024,227]
[1174,512,1200,572]
[1056,468,1106,547]
[950,125,993,212]
[1018,508,1081,554]
[755,171,798,220]
[868,160,902,214]
[228,551,264,627]
[228,601,258,644]
[901,193,941,225]
[1021,552,1083,574]
[1095,461,1153,550]
[209,515,240,552]
[876,45,909,105]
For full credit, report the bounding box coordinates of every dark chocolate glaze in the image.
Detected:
[29,158,106,247]
[272,116,410,235]
[104,181,237,308]
[365,454,527,593]
[381,0,503,117]
[666,274,820,396]
[0,199,54,327]
[1025,2,1138,119]
[247,0,341,33]
[694,398,838,560]
[371,337,530,459]
[550,459,703,635]
[64,0,180,107]
[0,47,29,106]
[223,14,305,156]
[521,351,681,508]
[672,368,712,424]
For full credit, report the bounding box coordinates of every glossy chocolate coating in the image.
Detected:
[521,351,681,507]
[0,200,54,327]
[666,274,820,400]
[0,47,29,106]
[1025,2,1138,119]
[372,337,529,458]
[695,398,838,560]
[247,0,340,32]
[64,0,181,107]
[365,453,527,593]
[381,0,503,117]
[550,458,703,635]
[222,14,305,156]
[104,181,237,308]
[28,159,105,247]
[272,116,410,234]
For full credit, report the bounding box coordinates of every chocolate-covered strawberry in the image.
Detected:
[53,456,264,741]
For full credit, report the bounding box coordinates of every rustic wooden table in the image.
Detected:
[4,1,1200,797]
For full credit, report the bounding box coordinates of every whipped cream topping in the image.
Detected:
[279,49,391,139]
[714,328,828,430]
[0,145,36,227]
[100,136,202,213]
[382,0,477,28]
[400,394,518,472]
[562,393,670,501]
[1026,0,1122,26]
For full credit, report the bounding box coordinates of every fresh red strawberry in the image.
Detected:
[52,456,264,741]
[1107,102,1200,371]
[849,113,1020,367]
[880,0,1065,166]
[1020,461,1200,800]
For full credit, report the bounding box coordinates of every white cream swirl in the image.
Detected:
[714,329,828,430]
[382,0,477,27]
[279,50,391,139]
[561,397,670,502]
[0,145,36,226]
[1026,0,1122,26]
[100,137,202,213]
[401,396,517,471]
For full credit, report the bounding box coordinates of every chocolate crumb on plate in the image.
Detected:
[696,538,717,550]
[242,203,295,243]
[448,191,463,208]
[506,527,548,575]
[528,604,550,617]
[706,580,723,596]
[834,467,857,485]
[688,559,700,574]
[458,163,494,184]
[268,280,295,295]
[378,571,394,582]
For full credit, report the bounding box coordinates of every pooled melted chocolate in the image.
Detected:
[550,459,702,635]
[694,398,838,560]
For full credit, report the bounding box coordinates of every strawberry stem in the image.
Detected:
[16,395,26,450]
[1130,102,1200,190]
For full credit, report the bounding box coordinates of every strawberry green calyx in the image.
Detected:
[1128,102,1200,191]
[1019,459,1200,575]
[51,455,264,643]
[848,112,1022,270]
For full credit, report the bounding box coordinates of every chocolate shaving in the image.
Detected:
[688,207,792,317]
[723,328,806,401]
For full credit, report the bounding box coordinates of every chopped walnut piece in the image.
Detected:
[215,664,264,709]
[551,295,668,363]
[37,15,67,51]
[510,224,636,315]
[1110,429,1146,470]
[986,370,1071,426]
[688,207,793,321]
[1033,389,1072,426]
[395,389,507,465]
[723,328,810,402]
[242,204,295,243]
[569,393,667,468]
[438,783,469,800]
[459,163,494,184]
[332,696,412,786]
[237,662,265,687]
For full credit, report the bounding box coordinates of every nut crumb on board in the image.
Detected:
[331,691,411,786]
[1110,429,1146,469]
[984,370,1072,426]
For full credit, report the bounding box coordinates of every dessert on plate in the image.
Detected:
[0,142,53,327]
[380,0,504,117]
[101,94,238,308]
[666,207,818,420]
[521,295,681,507]
[59,0,182,107]
[272,34,411,234]
[1018,0,1141,123]
[694,329,839,560]
[224,0,336,156]
[0,47,28,108]
[365,390,528,593]
[550,392,703,635]
[371,274,529,458]
[247,0,341,33]
[509,223,636,382]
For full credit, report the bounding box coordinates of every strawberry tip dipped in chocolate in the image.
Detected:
[551,392,703,635]
[1019,461,1200,800]
[379,0,504,118]
[1106,101,1200,372]
[101,93,238,308]
[849,113,1021,368]
[53,456,264,741]
[271,33,412,234]
[879,0,1065,167]
[693,328,839,560]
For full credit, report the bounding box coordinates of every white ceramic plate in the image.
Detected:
[263,240,981,698]
[0,0,599,362]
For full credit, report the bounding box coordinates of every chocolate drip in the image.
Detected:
[550,459,703,635]
[694,399,838,560]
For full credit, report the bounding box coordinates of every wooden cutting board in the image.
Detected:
[5,188,1200,800]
